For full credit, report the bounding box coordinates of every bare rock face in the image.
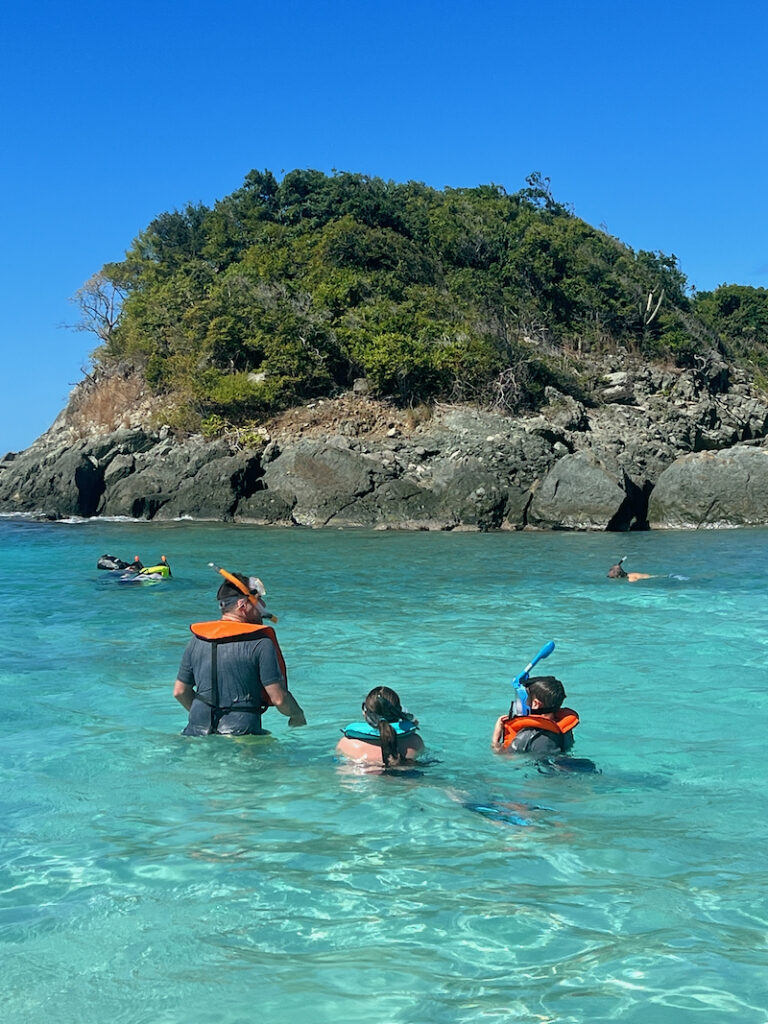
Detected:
[324,456,512,531]
[260,439,392,526]
[3,444,104,519]
[648,446,768,528]
[0,426,156,519]
[528,453,638,531]
[235,489,295,525]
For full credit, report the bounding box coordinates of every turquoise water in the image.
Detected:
[1,517,767,1023]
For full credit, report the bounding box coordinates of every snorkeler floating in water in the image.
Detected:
[607,556,653,583]
[97,553,143,571]
[133,555,172,580]
[96,555,173,584]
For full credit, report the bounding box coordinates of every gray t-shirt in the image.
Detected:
[177,633,285,736]
[178,633,284,708]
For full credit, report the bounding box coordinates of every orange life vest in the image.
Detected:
[189,620,287,710]
[501,708,579,749]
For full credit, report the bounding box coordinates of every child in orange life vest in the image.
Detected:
[491,675,579,756]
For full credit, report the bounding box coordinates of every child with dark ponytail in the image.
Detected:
[337,686,424,766]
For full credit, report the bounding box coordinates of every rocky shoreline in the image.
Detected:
[3,356,768,530]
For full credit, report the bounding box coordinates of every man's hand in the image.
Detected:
[265,682,307,725]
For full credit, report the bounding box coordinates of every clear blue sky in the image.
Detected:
[2,0,766,453]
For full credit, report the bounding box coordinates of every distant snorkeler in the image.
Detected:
[607,556,653,583]
[96,553,143,571]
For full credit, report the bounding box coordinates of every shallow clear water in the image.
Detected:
[1,517,767,1023]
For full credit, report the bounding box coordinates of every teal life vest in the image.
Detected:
[341,720,418,743]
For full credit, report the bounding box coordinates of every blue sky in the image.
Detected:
[2,0,766,453]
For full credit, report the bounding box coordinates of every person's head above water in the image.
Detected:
[607,557,654,583]
[362,685,411,725]
[607,557,628,578]
[216,571,271,623]
[362,686,415,767]
[510,675,566,717]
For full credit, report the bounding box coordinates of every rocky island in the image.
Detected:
[4,168,768,530]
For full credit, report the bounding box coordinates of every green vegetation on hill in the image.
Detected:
[74,169,768,432]
[692,283,768,385]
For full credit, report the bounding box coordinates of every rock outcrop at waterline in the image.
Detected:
[648,446,768,529]
[3,357,768,530]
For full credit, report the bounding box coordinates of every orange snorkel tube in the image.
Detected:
[209,562,257,604]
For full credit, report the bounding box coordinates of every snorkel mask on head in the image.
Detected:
[245,576,273,620]
[209,563,278,622]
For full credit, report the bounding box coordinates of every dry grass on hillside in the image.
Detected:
[67,372,156,435]
[63,371,436,445]
[265,394,433,441]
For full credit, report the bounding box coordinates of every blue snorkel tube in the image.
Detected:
[511,640,555,715]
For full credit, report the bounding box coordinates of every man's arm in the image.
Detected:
[173,679,195,711]
[263,681,307,727]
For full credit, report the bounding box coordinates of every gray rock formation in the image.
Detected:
[648,445,768,528]
[3,355,768,531]
[260,438,392,527]
[528,453,637,531]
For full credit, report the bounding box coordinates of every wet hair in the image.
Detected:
[509,675,566,716]
[361,686,411,767]
[526,676,566,714]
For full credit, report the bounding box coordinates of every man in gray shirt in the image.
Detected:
[173,570,307,736]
